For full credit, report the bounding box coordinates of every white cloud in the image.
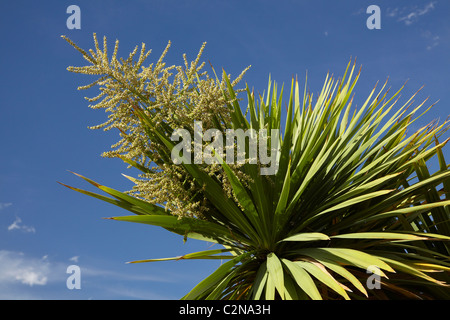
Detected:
[397,1,436,25]
[352,7,365,16]
[7,217,36,233]
[15,270,48,286]
[422,31,440,50]
[1,202,35,233]
[427,37,440,50]
[0,203,12,210]
[386,7,399,18]
[0,249,183,299]
[0,250,50,286]
[69,256,80,263]
[386,3,440,50]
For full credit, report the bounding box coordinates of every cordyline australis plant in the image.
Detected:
[61,34,450,300]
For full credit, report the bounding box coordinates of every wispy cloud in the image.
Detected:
[427,36,440,50]
[1,203,36,233]
[396,1,437,26]
[80,265,178,283]
[7,216,36,233]
[385,2,440,51]
[0,202,12,210]
[69,256,80,263]
[422,30,440,50]
[386,7,399,18]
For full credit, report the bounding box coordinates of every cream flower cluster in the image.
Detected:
[63,34,251,218]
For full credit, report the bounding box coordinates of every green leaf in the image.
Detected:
[330,232,428,241]
[282,258,322,300]
[436,137,450,201]
[354,200,450,226]
[273,160,291,238]
[266,253,285,299]
[182,253,251,300]
[223,68,248,130]
[99,185,169,215]
[376,255,447,286]
[283,274,299,300]
[310,189,395,218]
[65,171,168,216]
[58,181,151,216]
[251,261,268,300]
[324,171,404,208]
[317,259,368,297]
[401,232,450,241]
[276,78,295,185]
[213,151,266,244]
[281,232,330,242]
[297,248,395,277]
[206,261,250,300]
[294,260,351,300]
[127,248,233,264]
[265,269,276,300]
[107,215,247,244]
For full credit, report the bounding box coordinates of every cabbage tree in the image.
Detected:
[61,34,450,299]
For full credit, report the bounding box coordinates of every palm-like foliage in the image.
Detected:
[62,35,450,300]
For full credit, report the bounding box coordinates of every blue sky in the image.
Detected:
[0,0,449,300]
